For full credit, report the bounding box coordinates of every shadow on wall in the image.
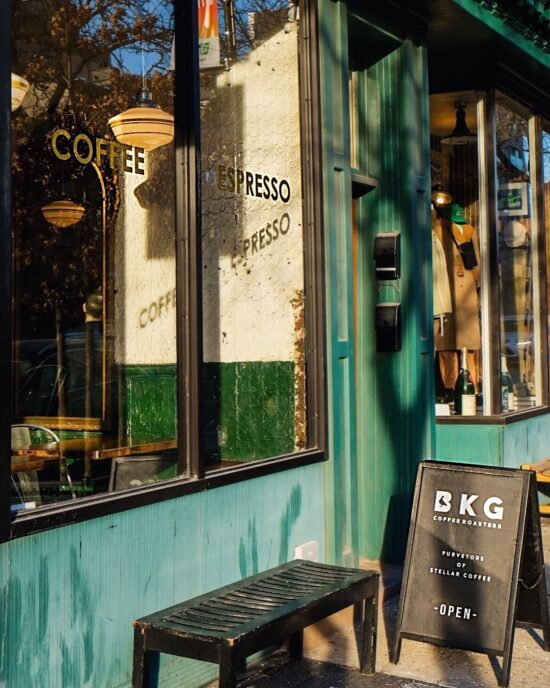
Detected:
[364,43,433,564]
[238,484,302,578]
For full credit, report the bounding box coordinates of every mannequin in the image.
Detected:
[432,208,452,358]
[433,203,481,392]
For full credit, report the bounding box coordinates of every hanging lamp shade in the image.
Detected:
[431,184,453,207]
[11,72,30,111]
[108,89,174,151]
[440,102,477,145]
[41,199,85,228]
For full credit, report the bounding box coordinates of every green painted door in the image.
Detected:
[353,38,434,563]
[320,0,434,564]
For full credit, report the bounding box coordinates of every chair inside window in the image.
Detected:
[109,454,177,491]
[11,424,75,507]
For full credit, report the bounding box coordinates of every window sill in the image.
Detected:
[8,448,326,541]
[436,405,550,425]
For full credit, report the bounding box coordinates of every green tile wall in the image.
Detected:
[120,364,177,439]
[118,362,296,461]
[202,361,295,462]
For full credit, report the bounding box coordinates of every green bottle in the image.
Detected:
[454,347,476,415]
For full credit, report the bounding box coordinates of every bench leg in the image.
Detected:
[357,594,378,675]
[219,645,237,688]
[288,630,304,659]
[132,627,157,688]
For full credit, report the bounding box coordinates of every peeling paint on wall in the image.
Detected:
[291,289,307,450]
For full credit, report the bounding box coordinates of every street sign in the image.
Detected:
[392,461,550,687]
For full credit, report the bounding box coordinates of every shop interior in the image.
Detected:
[430,91,538,417]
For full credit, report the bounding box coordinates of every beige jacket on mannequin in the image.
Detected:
[433,215,481,389]
[433,216,481,350]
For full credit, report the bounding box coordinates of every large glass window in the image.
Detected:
[7,0,323,520]
[430,92,483,414]
[199,1,311,466]
[430,91,546,418]
[495,95,540,412]
[11,0,177,508]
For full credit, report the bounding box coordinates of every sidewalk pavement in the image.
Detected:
[231,518,550,688]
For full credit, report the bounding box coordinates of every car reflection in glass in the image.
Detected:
[15,328,103,419]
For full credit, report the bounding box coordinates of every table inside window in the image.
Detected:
[11,437,177,479]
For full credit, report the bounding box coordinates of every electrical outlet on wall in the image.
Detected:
[294,540,319,562]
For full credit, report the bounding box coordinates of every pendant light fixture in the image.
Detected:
[41,57,86,228]
[11,72,30,111]
[108,25,174,152]
[41,199,85,228]
[440,101,477,145]
[431,183,453,207]
[108,87,174,151]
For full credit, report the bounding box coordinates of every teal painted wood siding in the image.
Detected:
[354,40,434,563]
[436,414,550,470]
[435,423,503,466]
[319,0,434,564]
[318,0,359,566]
[0,465,324,688]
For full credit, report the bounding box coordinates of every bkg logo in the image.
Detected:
[434,491,504,520]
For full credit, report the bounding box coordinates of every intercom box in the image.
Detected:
[373,232,400,280]
[375,302,401,352]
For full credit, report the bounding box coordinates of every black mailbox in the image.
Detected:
[375,302,401,352]
[373,232,400,280]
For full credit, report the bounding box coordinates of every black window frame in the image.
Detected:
[1,0,327,541]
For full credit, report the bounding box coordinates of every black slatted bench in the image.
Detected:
[132,559,379,688]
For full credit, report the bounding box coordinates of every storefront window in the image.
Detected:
[8,0,323,521]
[11,0,178,507]
[199,0,309,466]
[430,91,545,418]
[430,92,483,414]
[495,96,539,412]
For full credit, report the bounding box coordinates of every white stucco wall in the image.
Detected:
[113,153,177,366]
[201,22,304,364]
[113,22,303,367]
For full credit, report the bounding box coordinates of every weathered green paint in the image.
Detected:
[436,415,550,470]
[277,484,303,565]
[353,39,434,563]
[435,423,503,466]
[0,465,324,688]
[202,362,295,461]
[501,415,550,468]
[318,0,359,566]
[320,0,434,564]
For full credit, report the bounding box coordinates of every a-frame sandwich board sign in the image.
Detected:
[392,461,550,687]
